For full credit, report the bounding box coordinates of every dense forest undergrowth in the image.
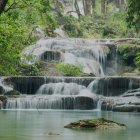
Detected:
[0,0,140,76]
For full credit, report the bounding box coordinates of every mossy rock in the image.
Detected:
[64,118,126,130]
[0,86,4,94]
[118,43,140,66]
[0,95,7,102]
[5,90,21,97]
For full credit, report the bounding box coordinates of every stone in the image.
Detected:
[0,95,7,102]
[74,96,97,110]
[64,118,126,130]
[0,86,4,94]
[5,90,21,98]
[113,105,140,112]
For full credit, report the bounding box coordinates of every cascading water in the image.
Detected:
[2,76,140,111]
[4,78,100,110]
[23,38,111,76]
[1,37,140,112]
[96,99,103,111]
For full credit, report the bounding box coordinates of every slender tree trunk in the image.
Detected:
[114,0,126,10]
[91,0,95,15]
[101,0,106,14]
[83,0,92,16]
[92,0,95,9]
[74,0,81,18]
[0,0,8,14]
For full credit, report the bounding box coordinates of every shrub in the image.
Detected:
[19,63,40,76]
[56,63,83,76]
[135,53,140,68]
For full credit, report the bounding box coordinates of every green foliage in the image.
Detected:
[118,43,140,66]
[127,0,140,30]
[0,0,57,76]
[62,12,136,38]
[19,63,40,76]
[0,14,28,75]
[56,63,83,77]
[135,53,140,68]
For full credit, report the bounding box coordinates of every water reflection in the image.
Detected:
[0,110,140,140]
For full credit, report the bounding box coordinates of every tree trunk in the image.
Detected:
[0,0,8,14]
[101,0,106,14]
[74,0,81,18]
[91,0,95,15]
[114,0,126,10]
[83,0,92,16]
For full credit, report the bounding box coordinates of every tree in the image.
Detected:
[0,0,8,14]
[0,0,57,75]
[127,0,140,30]
[83,0,92,15]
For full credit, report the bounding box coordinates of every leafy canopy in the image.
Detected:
[0,0,56,76]
[127,0,140,30]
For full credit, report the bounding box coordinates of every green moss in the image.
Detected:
[64,118,126,129]
[56,63,83,77]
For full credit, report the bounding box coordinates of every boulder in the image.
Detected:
[64,118,126,130]
[5,90,21,98]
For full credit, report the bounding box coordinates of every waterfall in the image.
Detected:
[96,99,103,111]
[36,82,86,95]
[4,78,102,110]
[23,38,110,76]
[1,76,140,111]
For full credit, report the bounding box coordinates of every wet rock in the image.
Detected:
[41,51,61,62]
[62,96,97,110]
[0,95,7,109]
[94,77,140,96]
[5,90,21,98]
[0,100,2,109]
[0,86,4,94]
[74,96,97,110]
[101,101,113,111]
[0,95,7,102]
[64,118,126,130]
[113,105,140,112]
[6,77,45,94]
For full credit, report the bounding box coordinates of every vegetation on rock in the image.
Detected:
[56,63,83,77]
[118,40,140,67]
[64,118,126,130]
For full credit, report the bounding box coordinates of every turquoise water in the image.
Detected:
[0,110,140,140]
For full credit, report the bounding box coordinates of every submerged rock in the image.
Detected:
[47,132,61,136]
[64,118,126,130]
